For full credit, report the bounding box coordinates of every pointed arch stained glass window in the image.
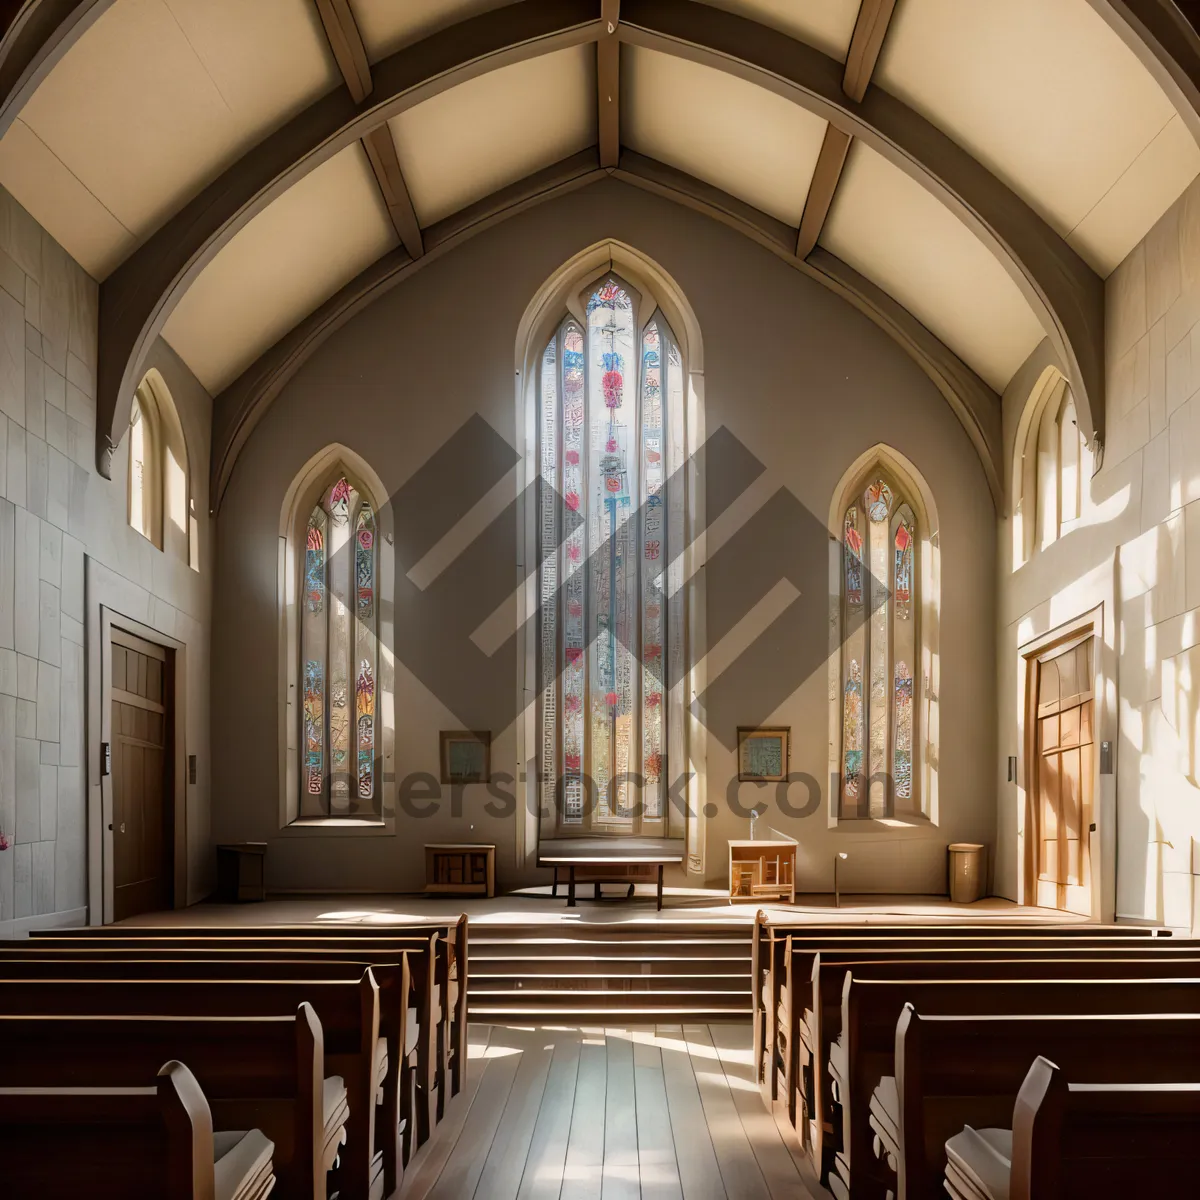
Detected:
[300,475,378,816]
[840,476,920,817]
[537,277,686,831]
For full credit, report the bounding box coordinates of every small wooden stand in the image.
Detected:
[728,839,796,904]
[215,842,267,903]
[424,843,496,897]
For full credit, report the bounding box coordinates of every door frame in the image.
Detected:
[89,600,188,925]
[1017,604,1111,920]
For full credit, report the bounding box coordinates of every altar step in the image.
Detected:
[467,920,752,1022]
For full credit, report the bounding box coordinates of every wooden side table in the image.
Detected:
[216,842,267,903]
[424,844,496,897]
[728,839,796,904]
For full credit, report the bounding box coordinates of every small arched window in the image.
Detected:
[127,372,196,568]
[128,390,156,544]
[1014,375,1091,567]
[299,473,378,817]
[838,471,922,819]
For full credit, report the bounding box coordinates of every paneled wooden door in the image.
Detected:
[1031,635,1095,916]
[111,629,174,921]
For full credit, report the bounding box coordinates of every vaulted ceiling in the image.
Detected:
[0,0,1196,509]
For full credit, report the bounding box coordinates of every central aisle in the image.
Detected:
[400,1022,828,1200]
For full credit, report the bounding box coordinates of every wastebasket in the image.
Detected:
[948,843,986,903]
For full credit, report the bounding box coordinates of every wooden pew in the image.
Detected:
[773,933,1188,1154]
[0,1059,275,1200]
[7,932,442,1130]
[34,919,468,1110]
[0,937,434,1179]
[0,1005,331,1200]
[750,914,1163,1114]
[795,941,1200,1166]
[0,953,416,1182]
[0,972,381,1200]
[838,976,1200,1199]
[1009,1055,1200,1200]
[897,1010,1200,1200]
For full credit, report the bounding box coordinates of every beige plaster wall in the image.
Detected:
[0,186,214,935]
[213,177,997,896]
[996,175,1200,930]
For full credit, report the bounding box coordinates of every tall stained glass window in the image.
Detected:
[537,277,686,832]
[300,474,377,817]
[840,474,919,818]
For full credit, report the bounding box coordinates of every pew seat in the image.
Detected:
[0,1061,277,1200]
[944,1126,1012,1200]
[214,1129,277,1200]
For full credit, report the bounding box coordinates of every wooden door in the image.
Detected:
[111,631,173,921]
[1032,635,1095,916]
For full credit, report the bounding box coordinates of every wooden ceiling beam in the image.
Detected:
[362,124,424,260]
[94,0,1105,474]
[617,0,1105,449]
[598,0,620,167]
[311,0,422,257]
[209,150,1003,512]
[843,0,898,103]
[96,0,599,476]
[314,0,372,103]
[795,124,851,258]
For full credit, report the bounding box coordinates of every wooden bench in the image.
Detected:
[749,914,1163,1116]
[1009,1055,1200,1200]
[0,952,420,1188]
[895,1011,1200,1200]
[1,933,439,1173]
[838,976,1200,1199]
[794,941,1200,1168]
[0,1059,275,1200]
[0,972,383,1200]
[0,1004,333,1200]
[36,917,469,1107]
[771,932,1186,1150]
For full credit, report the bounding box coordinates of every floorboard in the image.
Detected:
[402,1024,829,1199]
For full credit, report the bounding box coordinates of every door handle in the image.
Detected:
[119,823,126,834]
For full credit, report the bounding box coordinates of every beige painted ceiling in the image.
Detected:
[389,45,596,228]
[0,0,1195,407]
[622,46,828,227]
[876,0,1200,274]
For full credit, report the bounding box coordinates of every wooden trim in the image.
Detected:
[361,125,424,260]
[98,0,1105,480]
[795,124,851,258]
[843,0,898,103]
[314,0,372,103]
[598,0,620,167]
[111,687,166,715]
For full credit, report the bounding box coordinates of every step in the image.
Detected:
[470,950,744,969]
[470,938,750,958]
[469,1005,751,1022]
[472,976,751,993]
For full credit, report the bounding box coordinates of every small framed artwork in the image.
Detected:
[440,730,491,784]
[737,726,790,782]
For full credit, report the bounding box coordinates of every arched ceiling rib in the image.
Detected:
[1,0,1197,494]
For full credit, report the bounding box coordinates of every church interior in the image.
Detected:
[3,0,1200,1196]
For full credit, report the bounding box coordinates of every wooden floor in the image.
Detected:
[399,1023,829,1200]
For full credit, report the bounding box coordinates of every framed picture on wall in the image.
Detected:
[737,726,790,782]
[440,731,491,784]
